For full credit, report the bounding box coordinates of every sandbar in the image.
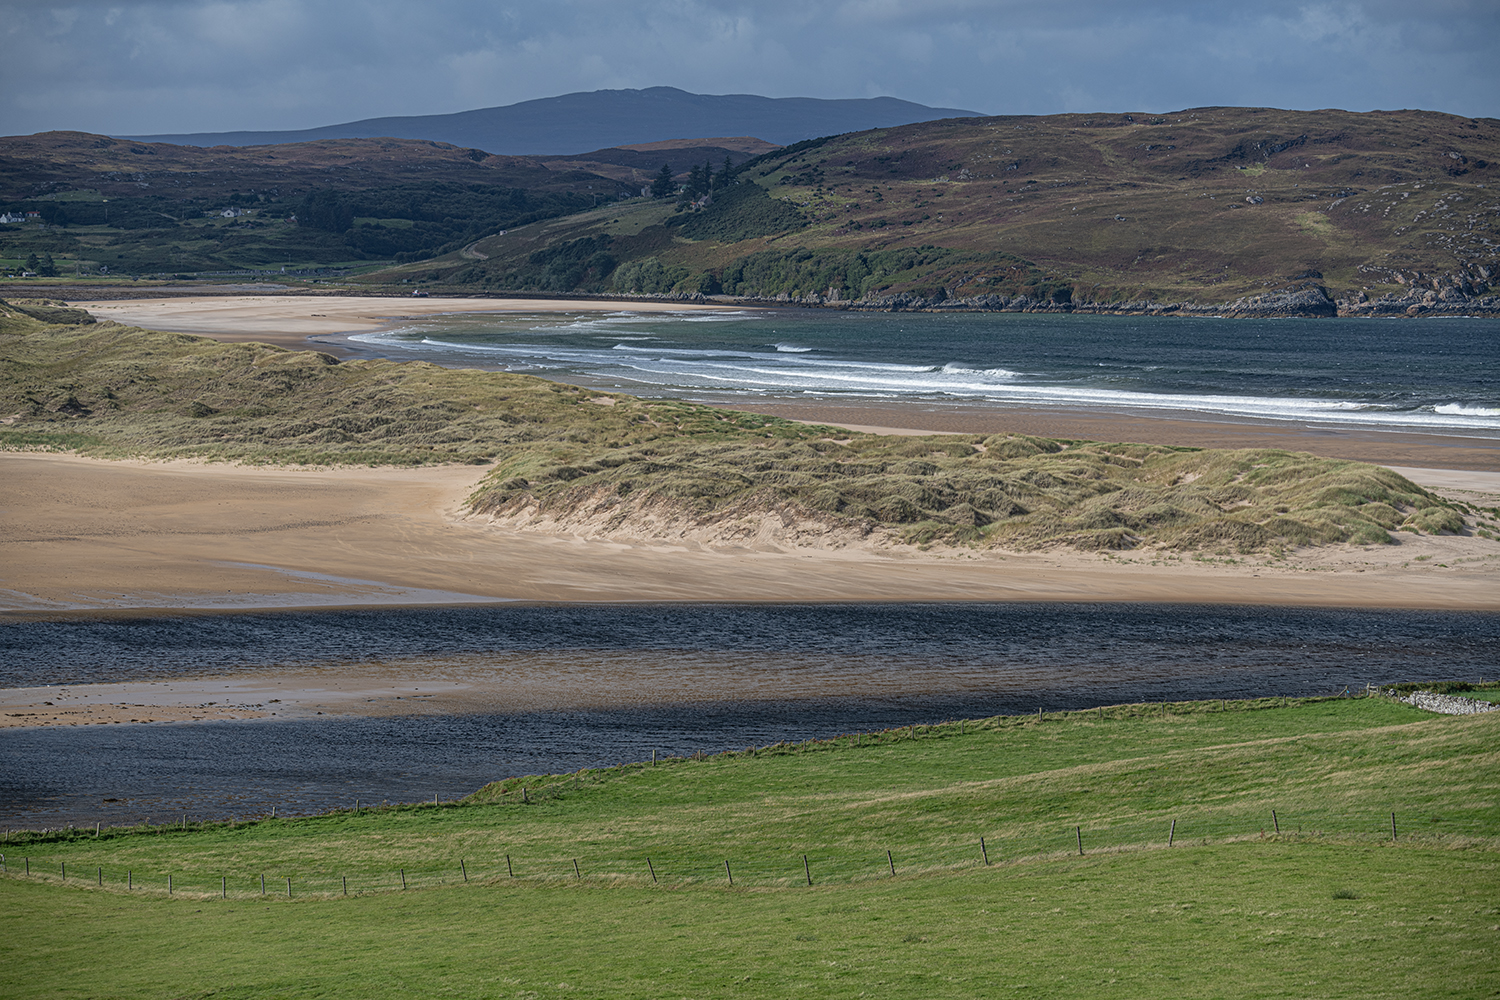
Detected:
[4,453,1497,620]
[70,294,724,354]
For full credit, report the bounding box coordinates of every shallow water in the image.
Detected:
[3,602,1495,827]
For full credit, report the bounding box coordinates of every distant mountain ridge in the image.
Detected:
[122,87,983,155]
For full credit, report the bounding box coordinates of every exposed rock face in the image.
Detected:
[1337,287,1500,316]
[1217,287,1338,317]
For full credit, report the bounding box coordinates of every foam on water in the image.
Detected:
[345,311,1500,435]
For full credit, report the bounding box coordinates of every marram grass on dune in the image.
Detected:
[0,303,1468,553]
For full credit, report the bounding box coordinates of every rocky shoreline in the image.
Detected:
[714,284,1500,319]
[18,280,1500,320]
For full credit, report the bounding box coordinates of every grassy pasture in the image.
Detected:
[2,697,1497,998]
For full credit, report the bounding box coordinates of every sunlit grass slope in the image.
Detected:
[0,306,1468,552]
[2,698,1497,999]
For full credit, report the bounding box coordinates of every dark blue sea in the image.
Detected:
[341,310,1500,436]
[3,603,1496,827]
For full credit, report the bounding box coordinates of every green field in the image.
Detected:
[4,696,1498,998]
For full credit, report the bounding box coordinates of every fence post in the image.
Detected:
[1168,819,1176,847]
[286,877,291,898]
[980,837,989,865]
[1272,810,1279,835]
[343,875,348,896]
[61,861,65,881]
[400,869,406,890]
[803,855,812,886]
[460,859,467,882]
[168,874,172,894]
[260,874,265,895]
[573,859,580,879]
[887,850,896,876]
[506,855,513,878]
[99,866,103,887]
[1391,812,1398,841]
[1076,826,1084,856]
[128,870,131,890]
[646,858,656,883]
[725,860,733,886]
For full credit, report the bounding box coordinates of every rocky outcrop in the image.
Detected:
[1337,286,1500,316]
[1217,287,1339,317]
[794,282,1498,317]
[791,286,1344,317]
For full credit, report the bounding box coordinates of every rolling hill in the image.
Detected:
[384,106,1500,315]
[5,106,1498,313]
[0,132,748,275]
[122,87,982,154]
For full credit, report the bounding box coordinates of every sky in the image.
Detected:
[3,0,1498,137]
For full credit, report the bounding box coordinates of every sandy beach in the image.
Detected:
[72,293,723,353]
[11,292,1500,614]
[4,452,1498,618]
[6,294,1498,730]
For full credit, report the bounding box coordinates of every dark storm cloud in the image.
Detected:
[2,0,1496,137]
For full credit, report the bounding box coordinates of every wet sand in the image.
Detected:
[0,673,477,728]
[728,401,1500,473]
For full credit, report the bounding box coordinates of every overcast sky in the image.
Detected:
[3,0,1497,137]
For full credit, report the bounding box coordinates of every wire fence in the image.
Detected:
[0,807,1456,901]
[4,692,1489,899]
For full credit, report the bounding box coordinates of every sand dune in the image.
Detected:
[3,452,1497,618]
